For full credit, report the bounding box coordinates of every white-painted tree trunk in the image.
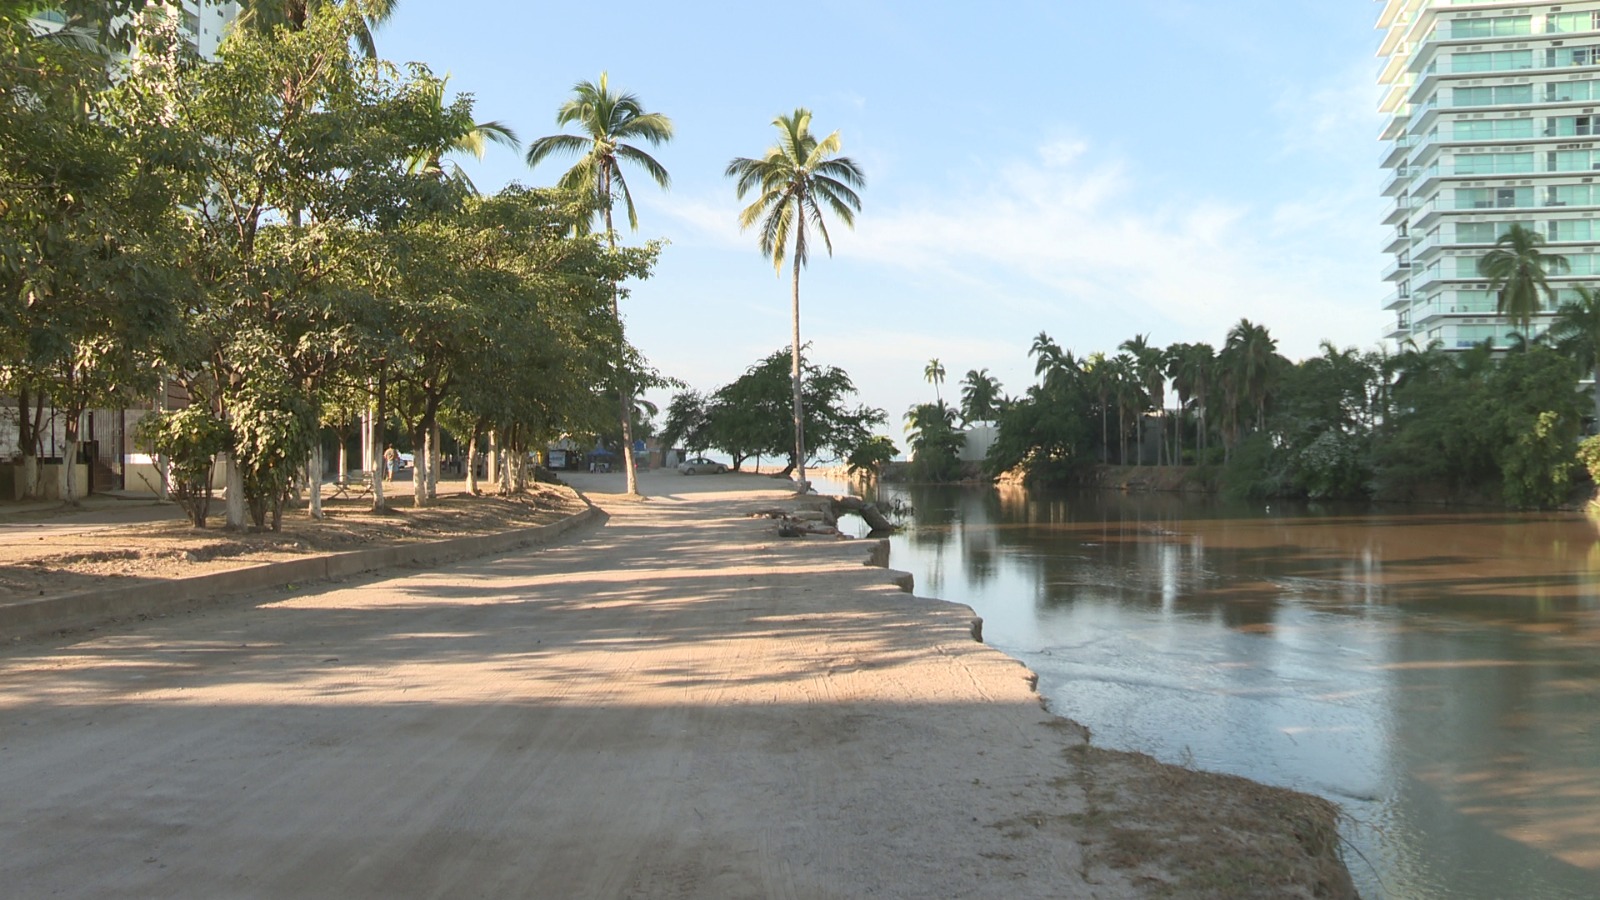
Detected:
[223,451,246,529]
[428,421,440,500]
[60,439,79,505]
[465,436,479,494]
[412,440,427,508]
[19,454,36,501]
[486,431,500,495]
[368,414,384,510]
[337,440,348,486]
[306,445,323,519]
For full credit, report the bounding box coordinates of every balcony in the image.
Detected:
[1382,287,1412,311]
[1382,165,1419,197]
[1384,196,1417,226]
[1383,228,1412,254]
[1381,134,1417,168]
[1382,256,1413,282]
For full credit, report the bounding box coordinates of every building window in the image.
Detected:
[1449,15,1531,39]
[1548,11,1600,34]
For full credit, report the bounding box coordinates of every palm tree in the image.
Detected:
[924,358,946,406]
[1109,354,1142,465]
[1548,285,1600,430]
[1119,333,1165,465]
[526,73,673,497]
[1222,319,1278,433]
[726,109,864,492]
[959,369,1001,426]
[1479,223,1570,339]
[405,75,520,194]
[1083,351,1111,462]
[234,0,398,55]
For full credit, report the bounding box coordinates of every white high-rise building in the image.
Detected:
[30,1,239,61]
[1378,0,1600,349]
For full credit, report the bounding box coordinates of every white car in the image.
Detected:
[677,456,728,475]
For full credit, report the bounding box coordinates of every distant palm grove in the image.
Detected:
[2,0,862,525]
[963,309,1599,508]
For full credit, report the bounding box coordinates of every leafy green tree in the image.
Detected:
[958,368,1002,426]
[525,72,673,496]
[660,390,713,454]
[726,108,864,492]
[136,405,229,527]
[1480,223,1569,338]
[905,402,963,482]
[704,348,884,475]
[1547,284,1600,430]
[846,434,898,478]
[0,9,185,501]
[165,4,473,525]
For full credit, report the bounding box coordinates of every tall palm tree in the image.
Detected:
[1222,319,1278,433]
[924,358,946,406]
[1083,351,1112,462]
[1479,223,1570,339]
[959,368,1001,426]
[1548,285,1600,430]
[726,109,864,491]
[1119,333,1165,465]
[405,75,520,193]
[526,72,673,496]
[1109,354,1141,465]
[234,0,398,56]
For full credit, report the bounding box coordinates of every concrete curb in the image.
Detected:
[1,505,606,641]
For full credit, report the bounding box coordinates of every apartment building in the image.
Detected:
[1378,0,1600,348]
[29,1,239,60]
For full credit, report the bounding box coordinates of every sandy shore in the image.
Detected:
[0,469,1352,898]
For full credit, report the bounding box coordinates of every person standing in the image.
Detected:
[383,446,399,482]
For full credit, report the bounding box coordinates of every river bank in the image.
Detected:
[0,470,1355,897]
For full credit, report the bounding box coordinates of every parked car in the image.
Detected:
[677,456,728,475]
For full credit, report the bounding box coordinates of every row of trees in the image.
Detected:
[658,348,888,476]
[3,2,657,527]
[969,316,1593,507]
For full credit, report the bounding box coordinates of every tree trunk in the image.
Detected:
[486,429,499,494]
[790,253,808,493]
[17,388,38,500]
[61,409,80,505]
[370,370,386,511]
[600,180,641,498]
[223,451,247,529]
[465,425,480,495]
[337,437,348,487]
[428,420,440,500]
[306,443,324,519]
[410,418,428,508]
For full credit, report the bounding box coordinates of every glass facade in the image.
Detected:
[1380,1,1600,349]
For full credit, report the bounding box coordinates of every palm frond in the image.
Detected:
[614,144,670,190]
[524,133,590,169]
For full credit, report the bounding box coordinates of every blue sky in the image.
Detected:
[375,1,1386,440]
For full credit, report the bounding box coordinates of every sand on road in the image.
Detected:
[0,470,1349,898]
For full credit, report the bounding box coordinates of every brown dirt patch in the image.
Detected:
[0,485,586,605]
[1066,744,1358,899]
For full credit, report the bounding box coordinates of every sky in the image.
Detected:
[373,1,1388,443]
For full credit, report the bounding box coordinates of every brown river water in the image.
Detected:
[842,483,1600,900]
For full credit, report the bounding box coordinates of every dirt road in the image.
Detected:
[0,472,1346,898]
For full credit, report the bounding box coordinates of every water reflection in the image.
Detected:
[872,483,1600,900]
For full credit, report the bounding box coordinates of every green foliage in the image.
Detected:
[1503,411,1575,508]
[700,348,885,473]
[138,405,229,528]
[846,435,898,477]
[1576,435,1600,484]
[904,402,963,482]
[229,358,318,530]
